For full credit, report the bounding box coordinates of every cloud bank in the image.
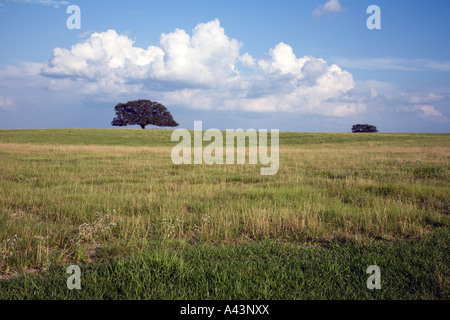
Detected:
[1,19,447,129]
[335,57,450,72]
[41,19,366,117]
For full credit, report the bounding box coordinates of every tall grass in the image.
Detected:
[0,130,448,298]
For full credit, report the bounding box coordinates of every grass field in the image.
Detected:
[0,129,448,299]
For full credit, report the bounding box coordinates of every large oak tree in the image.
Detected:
[351,124,378,133]
[111,100,178,129]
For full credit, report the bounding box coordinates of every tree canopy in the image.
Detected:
[111,100,178,129]
[351,124,378,133]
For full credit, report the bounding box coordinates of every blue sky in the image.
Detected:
[0,0,449,132]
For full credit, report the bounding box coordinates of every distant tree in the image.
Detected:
[351,124,378,133]
[111,100,178,129]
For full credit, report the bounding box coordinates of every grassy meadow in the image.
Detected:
[0,129,448,299]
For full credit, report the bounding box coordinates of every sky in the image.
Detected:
[0,0,449,132]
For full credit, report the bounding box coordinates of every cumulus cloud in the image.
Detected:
[237,43,363,115]
[412,105,449,123]
[42,20,242,87]
[313,0,345,17]
[41,19,366,117]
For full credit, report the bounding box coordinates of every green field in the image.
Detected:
[0,129,448,299]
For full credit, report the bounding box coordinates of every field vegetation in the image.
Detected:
[0,129,448,299]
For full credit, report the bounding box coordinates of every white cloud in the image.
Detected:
[40,19,366,117]
[313,0,345,17]
[405,93,444,104]
[257,43,308,75]
[412,105,449,123]
[232,43,363,115]
[0,61,49,91]
[42,20,242,87]
[239,53,255,68]
[421,60,450,72]
[334,57,450,72]
[161,49,364,117]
